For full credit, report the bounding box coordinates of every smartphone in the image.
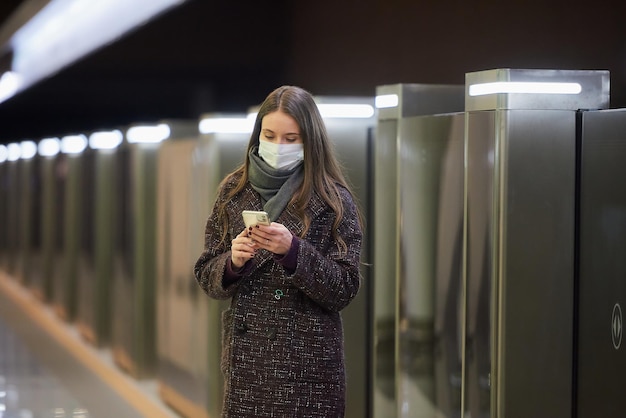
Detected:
[242,210,271,228]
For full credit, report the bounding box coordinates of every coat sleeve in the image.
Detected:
[193,186,241,300]
[289,187,363,312]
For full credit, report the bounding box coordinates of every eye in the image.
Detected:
[263,134,275,140]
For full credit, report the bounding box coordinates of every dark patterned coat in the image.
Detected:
[194,173,362,417]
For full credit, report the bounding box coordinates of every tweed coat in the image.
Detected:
[194,172,362,417]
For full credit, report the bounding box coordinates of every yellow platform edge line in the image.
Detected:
[0,273,176,418]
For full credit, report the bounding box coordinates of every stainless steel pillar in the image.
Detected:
[53,136,92,322]
[315,96,377,418]
[31,138,60,302]
[158,114,250,418]
[17,141,41,287]
[111,121,194,379]
[0,152,8,272]
[576,108,626,418]
[154,121,211,418]
[463,68,609,418]
[374,84,464,417]
[3,145,21,278]
[76,130,124,347]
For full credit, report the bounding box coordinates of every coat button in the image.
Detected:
[266,327,277,340]
[236,322,249,335]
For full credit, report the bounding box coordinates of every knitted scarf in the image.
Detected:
[248,146,304,222]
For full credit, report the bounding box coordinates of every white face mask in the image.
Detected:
[258,139,304,170]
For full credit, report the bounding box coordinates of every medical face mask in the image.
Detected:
[258,139,304,170]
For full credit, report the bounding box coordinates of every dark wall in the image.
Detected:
[288,0,625,105]
[1,0,624,143]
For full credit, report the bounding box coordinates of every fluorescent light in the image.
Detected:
[0,145,8,163]
[7,0,186,101]
[38,137,61,157]
[20,140,37,159]
[469,82,583,96]
[198,117,254,134]
[375,94,399,109]
[126,123,171,143]
[61,134,88,154]
[7,143,21,161]
[0,72,22,103]
[89,130,123,149]
[317,104,375,118]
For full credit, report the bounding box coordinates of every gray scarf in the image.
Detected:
[248,146,304,222]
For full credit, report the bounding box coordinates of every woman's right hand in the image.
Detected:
[231,228,257,268]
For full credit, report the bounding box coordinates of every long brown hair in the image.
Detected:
[217,85,360,254]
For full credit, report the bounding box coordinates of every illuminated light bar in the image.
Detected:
[375,94,399,109]
[0,71,22,103]
[468,81,583,97]
[126,123,171,143]
[198,117,254,134]
[38,137,61,157]
[61,134,88,154]
[89,130,123,149]
[317,104,375,118]
[7,143,21,161]
[20,140,37,159]
[4,0,186,104]
[0,145,8,163]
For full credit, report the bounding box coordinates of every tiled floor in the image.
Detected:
[0,274,179,418]
[0,318,87,418]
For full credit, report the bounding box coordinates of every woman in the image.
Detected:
[193,85,363,417]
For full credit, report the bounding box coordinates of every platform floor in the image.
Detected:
[0,272,180,418]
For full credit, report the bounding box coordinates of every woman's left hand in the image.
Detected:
[248,222,293,255]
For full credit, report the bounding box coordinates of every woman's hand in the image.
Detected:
[231,228,257,268]
[248,222,293,255]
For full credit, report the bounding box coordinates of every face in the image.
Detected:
[259,110,303,145]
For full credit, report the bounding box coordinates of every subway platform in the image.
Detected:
[0,272,180,418]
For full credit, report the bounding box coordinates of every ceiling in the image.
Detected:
[0,0,293,144]
[1,0,625,146]
[0,1,22,26]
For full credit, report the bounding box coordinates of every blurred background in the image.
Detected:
[1,0,624,144]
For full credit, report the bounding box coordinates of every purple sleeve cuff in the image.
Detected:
[223,257,252,287]
[274,236,299,274]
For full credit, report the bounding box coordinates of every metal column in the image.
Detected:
[463,68,609,418]
[374,84,464,417]
[576,108,626,418]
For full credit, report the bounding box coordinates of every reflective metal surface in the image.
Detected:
[75,149,121,346]
[75,149,99,345]
[17,153,41,288]
[462,68,612,418]
[397,113,464,417]
[0,161,8,272]
[317,97,376,418]
[186,122,249,417]
[111,141,159,378]
[464,111,496,418]
[156,134,208,417]
[4,159,20,277]
[465,68,610,112]
[373,117,398,416]
[374,84,464,418]
[464,109,577,418]
[31,155,56,302]
[52,151,91,322]
[576,109,626,418]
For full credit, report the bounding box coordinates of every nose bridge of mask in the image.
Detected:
[276,142,303,155]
